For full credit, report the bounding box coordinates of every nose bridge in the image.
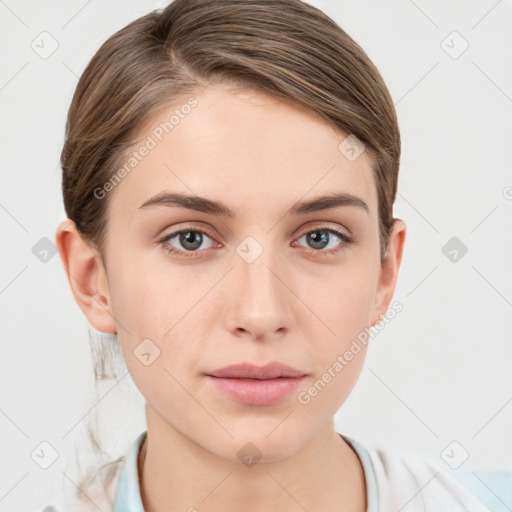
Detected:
[227,233,291,338]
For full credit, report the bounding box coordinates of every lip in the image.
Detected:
[207,362,306,379]
[205,362,307,406]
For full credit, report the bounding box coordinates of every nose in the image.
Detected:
[224,241,292,342]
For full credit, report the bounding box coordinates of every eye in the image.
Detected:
[159,227,218,258]
[158,223,354,260]
[293,226,353,256]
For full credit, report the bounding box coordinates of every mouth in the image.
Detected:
[206,362,307,379]
[204,362,308,406]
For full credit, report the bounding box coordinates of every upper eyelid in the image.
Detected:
[160,224,216,242]
[160,223,351,247]
[296,222,351,236]
[161,222,349,236]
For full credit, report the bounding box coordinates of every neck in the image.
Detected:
[137,407,367,512]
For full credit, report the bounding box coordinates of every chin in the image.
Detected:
[211,420,308,463]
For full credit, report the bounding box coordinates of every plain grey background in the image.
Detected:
[1,0,511,510]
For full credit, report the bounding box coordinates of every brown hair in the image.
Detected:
[62,0,400,260]
[60,0,400,497]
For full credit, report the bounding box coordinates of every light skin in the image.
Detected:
[56,82,406,512]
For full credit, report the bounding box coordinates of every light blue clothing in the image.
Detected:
[113,431,146,512]
[114,431,380,511]
[40,430,511,511]
[112,431,511,512]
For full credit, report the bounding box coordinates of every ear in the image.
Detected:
[370,218,406,326]
[55,219,117,334]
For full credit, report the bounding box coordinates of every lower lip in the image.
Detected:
[205,375,306,406]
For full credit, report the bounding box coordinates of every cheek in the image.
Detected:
[109,272,168,336]
[300,255,379,347]
[298,344,368,415]
[293,255,378,407]
[296,265,375,413]
[106,240,185,334]
[106,247,212,370]
[108,260,203,406]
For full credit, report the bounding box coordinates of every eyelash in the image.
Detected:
[158,224,354,259]
[158,226,354,258]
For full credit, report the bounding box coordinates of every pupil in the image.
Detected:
[308,231,328,249]
[180,231,202,250]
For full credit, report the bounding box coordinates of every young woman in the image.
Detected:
[44,0,504,510]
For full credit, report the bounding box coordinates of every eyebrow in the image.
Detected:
[138,191,369,217]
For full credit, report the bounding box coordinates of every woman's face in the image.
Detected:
[95,82,402,460]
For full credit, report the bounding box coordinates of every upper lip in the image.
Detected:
[206,362,307,379]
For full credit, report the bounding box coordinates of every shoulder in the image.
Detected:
[36,457,126,512]
[367,445,511,512]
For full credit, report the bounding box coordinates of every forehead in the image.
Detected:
[107,83,378,219]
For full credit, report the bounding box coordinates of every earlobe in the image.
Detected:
[371,219,406,326]
[55,219,117,334]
